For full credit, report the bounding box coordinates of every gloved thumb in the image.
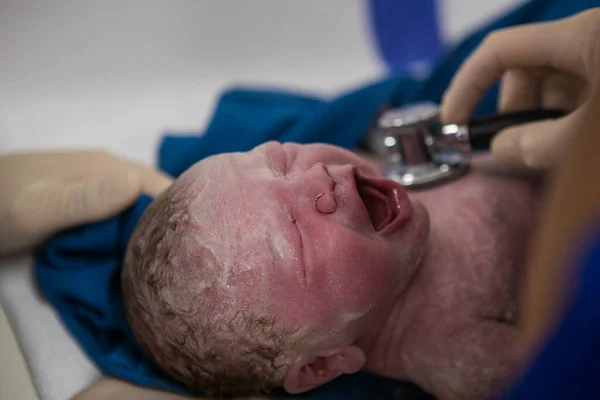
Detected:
[13,172,142,245]
[490,115,575,170]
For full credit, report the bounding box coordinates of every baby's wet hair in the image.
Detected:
[121,178,300,397]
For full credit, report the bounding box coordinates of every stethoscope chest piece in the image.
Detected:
[366,102,565,189]
[367,102,471,189]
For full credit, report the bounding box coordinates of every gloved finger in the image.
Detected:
[541,71,587,110]
[123,162,173,197]
[62,172,143,227]
[441,16,582,124]
[499,69,542,112]
[17,172,142,242]
[490,113,576,170]
[137,168,173,197]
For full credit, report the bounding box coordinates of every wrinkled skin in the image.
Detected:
[179,142,539,400]
[365,157,539,400]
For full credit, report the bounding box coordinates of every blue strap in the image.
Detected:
[367,0,442,73]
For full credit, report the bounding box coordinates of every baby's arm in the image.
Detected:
[74,379,268,400]
[403,318,520,400]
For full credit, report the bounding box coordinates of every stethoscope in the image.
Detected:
[363,102,565,189]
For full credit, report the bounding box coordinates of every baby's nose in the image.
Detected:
[308,163,337,214]
[315,192,336,214]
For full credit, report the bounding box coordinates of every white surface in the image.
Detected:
[0,296,38,400]
[0,258,101,400]
[0,0,385,164]
[0,1,525,399]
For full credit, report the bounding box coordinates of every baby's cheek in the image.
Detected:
[329,243,403,311]
[268,280,330,327]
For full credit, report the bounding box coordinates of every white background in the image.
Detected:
[0,0,523,164]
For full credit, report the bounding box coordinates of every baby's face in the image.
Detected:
[180,142,429,337]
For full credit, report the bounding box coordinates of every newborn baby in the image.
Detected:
[122,141,539,400]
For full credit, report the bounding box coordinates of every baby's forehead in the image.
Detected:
[184,149,271,186]
[184,153,273,210]
[180,153,292,262]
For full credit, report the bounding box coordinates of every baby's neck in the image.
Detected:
[362,165,540,380]
[362,204,460,378]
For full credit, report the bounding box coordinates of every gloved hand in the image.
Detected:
[441,8,600,170]
[0,150,173,255]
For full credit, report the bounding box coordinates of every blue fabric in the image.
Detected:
[35,0,600,398]
[499,224,600,400]
[158,81,417,177]
[35,196,192,394]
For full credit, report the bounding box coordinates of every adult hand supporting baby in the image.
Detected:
[0,150,173,256]
[441,8,600,170]
[73,378,268,400]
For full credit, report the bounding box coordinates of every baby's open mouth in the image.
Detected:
[357,181,395,231]
[355,171,413,234]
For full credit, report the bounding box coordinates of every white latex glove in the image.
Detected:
[74,378,269,400]
[0,150,173,255]
[441,8,600,170]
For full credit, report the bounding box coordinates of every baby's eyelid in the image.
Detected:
[281,148,290,175]
[290,210,307,283]
[289,209,302,248]
[265,152,285,177]
[278,156,287,176]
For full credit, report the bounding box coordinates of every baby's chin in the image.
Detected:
[410,197,430,236]
[393,197,430,260]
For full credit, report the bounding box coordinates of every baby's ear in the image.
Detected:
[283,346,365,394]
